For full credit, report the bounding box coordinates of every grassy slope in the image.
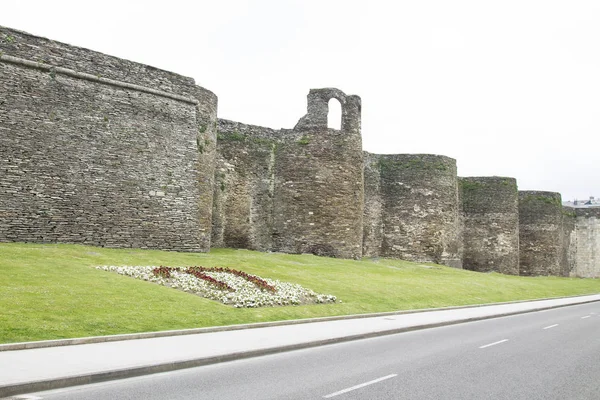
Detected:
[1,242,599,344]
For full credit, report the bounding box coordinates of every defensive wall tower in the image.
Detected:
[212,88,364,259]
[273,89,364,258]
[2,26,600,277]
[460,177,519,275]
[570,207,600,278]
[0,26,217,251]
[518,191,564,276]
[363,153,462,267]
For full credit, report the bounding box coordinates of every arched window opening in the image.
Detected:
[327,98,342,130]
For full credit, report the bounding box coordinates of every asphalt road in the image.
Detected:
[21,302,600,400]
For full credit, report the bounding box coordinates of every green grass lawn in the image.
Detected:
[1,242,599,344]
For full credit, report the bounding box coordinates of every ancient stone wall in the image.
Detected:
[211,119,278,251]
[0,26,217,251]
[571,208,600,278]
[362,152,383,257]
[3,26,599,275]
[364,154,462,267]
[211,89,364,259]
[272,89,364,258]
[561,207,577,277]
[460,177,519,274]
[518,191,563,276]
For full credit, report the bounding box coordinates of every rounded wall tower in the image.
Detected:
[461,177,519,274]
[518,191,563,276]
[272,88,364,258]
[377,154,462,267]
[571,207,600,278]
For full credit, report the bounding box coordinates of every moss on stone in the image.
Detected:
[297,135,310,145]
[378,158,449,172]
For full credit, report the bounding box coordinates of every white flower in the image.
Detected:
[96,265,337,308]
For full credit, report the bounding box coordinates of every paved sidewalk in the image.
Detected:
[1,294,600,398]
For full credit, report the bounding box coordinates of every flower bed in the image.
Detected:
[96,265,337,308]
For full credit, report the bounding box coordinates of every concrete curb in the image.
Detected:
[1,293,598,352]
[1,296,599,398]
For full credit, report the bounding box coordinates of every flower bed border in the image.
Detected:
[152,266,276,293]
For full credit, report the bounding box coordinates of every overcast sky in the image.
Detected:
[2,0,598,201]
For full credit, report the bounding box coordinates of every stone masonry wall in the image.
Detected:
[0,26,217,251]
[3,26,600,274]
[272,89,364,258]
[211,119,278,251]
[572,208,600,278]
[211,89,364,259]
[370,154,462,267]
[518,191,563,276]
[561,207,577,277]
[460,177,519,274]
[362,152,383,257]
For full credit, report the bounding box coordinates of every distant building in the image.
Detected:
[563,196,600,208]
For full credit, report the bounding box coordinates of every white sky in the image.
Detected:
[2,0,598,201]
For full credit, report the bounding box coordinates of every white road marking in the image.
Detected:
[323,374,398,398]
[14,396,43,399]
[543,324,559,330]
[582,316,591,319]
[479,339,509,349]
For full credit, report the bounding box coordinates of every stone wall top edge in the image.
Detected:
[309,87,347,95]
[308,87,357,99]
[518,190,562,198]
[193,85,218,104]
[0,54,200,106]
[363,151,381,161]
[369,153,456,163]
[459,176,517,183]
[217,118,279,134]
[0,25,216,100]
[569,207,600,217]
[217,118,348,138]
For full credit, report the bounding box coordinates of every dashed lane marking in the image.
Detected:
[479,339,509,349]
[543,324,559,330]
[323,374,398,398]
[582,316,591,319]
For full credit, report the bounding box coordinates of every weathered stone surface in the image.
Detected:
[0,26,217,252]
[570,207,600,278]
[211,119,278,251]
[274,89,363,258]
[213,89,364,259]
[363,153,462,267]
[460,177,519,275]
[518,191,563,276]
[2,25,599,276]
[561,207,577,277]
[362,152,383,257]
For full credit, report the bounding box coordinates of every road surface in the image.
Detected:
[18,301,600,400]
